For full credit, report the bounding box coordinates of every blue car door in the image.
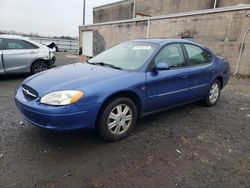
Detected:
[146,43,189,111]
[183,44,215,99]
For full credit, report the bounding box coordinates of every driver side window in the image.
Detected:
[155,44,185,69]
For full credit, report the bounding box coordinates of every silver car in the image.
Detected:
[0,35,56,75]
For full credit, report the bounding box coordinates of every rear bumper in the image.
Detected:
[15,87,101,131]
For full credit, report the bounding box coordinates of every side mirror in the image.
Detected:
[155,62,170,71]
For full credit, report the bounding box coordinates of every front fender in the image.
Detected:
[75,72,147,110]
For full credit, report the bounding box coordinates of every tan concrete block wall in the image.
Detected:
[136,0,213,16]
[93,0,250,24]
[93,0,134,23]
[93,0,214,23]
[80,9,250,75]
[218,0,250,7]
[82,21,148,49]
[238,32,250,75]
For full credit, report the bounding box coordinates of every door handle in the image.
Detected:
[30,51,36,54]
[179,74,189,79]
[210,69,215,73]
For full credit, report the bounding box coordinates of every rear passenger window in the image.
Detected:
[23,41,38,49]
[184,44,212,66]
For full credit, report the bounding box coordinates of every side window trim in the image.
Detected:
[180,43,188,67]
[3,39,7,50]
[183,43,213,67]
[153,43,186,70]
[0,38,3,50]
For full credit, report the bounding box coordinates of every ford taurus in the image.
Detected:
[15,39,230,141]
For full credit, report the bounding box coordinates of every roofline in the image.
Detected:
[80,5,250,28]
[93,0,130,10]
[129,38,201,45]
[0,35,29,39]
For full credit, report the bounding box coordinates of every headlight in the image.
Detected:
[40,90,84,106]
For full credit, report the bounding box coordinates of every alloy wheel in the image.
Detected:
[107,104,132,135]
[33,62,48,73]
[209,82,220,103]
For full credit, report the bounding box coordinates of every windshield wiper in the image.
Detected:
[88,62,122,70]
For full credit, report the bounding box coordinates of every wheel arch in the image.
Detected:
[215,76,223,88]
[96,90,143,123]
[30,59,49,72]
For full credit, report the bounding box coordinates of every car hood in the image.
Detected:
[23,63,128,96]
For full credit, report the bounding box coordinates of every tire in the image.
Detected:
[31,60,48,74]
[204,79,221,107]
[97,98,138,141]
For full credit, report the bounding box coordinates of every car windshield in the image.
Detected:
[88,42,158,70]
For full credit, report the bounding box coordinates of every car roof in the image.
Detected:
[0,35,46,49]
[130,38,205,47]
[0,35,29,40]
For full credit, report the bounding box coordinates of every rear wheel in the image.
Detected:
[204,79,221,106]
[31,60,48,74]
[97,98,137,141]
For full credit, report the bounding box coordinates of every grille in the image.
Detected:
[22,84,38,100]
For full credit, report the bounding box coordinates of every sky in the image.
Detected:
[0,0,119,37]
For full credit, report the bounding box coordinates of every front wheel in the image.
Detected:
[204,79,221,106]
[97,98,137,141]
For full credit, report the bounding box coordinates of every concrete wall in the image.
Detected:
[93,0,133,23]
[93,0,250,23]
[218,0,250,7]
[135,0,213,16]
[80,9,250,75]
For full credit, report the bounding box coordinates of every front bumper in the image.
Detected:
[15,87,101,131]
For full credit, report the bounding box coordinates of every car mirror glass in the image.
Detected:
[155,62,170,71]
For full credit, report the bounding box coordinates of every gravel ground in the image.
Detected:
[0,53,250,188]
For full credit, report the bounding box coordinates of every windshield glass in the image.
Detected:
[88,42,158,70]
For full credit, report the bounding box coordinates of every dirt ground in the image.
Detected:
[0,53,250,188]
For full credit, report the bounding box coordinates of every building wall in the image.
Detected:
[218,0,250,7]
[135,0,213,16]
[80,9,250,75]
[93,0,250,23]
[93,0,134,23]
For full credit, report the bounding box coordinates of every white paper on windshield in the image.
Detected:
[133,46,151,50]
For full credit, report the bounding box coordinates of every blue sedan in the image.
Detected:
[15,39,230,141]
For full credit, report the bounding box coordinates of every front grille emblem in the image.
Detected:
[22,88,37,98]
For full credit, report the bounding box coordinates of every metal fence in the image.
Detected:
[29,36,79,52]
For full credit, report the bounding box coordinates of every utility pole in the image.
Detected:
[133,0,136,18]
[213,0,218,9]
[83,0,86,25]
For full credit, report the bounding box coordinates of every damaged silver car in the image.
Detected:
[0,35,56,75]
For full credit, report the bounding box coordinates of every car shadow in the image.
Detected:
[30,128,104,146]
[0,73,29,81]
[17,100,213,164]
[135,101,204,130]
[27,101,204,148]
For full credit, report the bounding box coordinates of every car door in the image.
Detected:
[146,43,189,111]
[0,39,4,74]
[3,39,38,73]
[183,43,214,99]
